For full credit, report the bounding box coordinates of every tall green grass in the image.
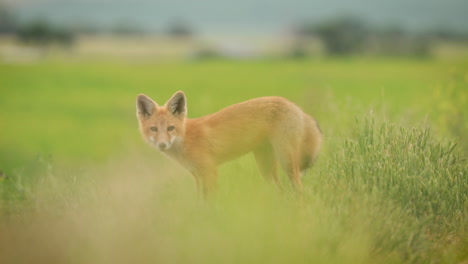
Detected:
[1,117,466,264]
[317,118,467,262]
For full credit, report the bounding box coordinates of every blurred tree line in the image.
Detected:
[0,4,75,46]
[0,5,16,34]
[1,3,467,56]
[0,4,194,46]
[292,16,468,57]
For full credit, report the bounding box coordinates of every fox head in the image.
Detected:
[136,91,187,152]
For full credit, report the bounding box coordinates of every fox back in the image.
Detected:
[136,91,322,195]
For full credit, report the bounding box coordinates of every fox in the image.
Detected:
[136,91,322,196]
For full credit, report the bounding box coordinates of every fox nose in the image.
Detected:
[158,143,167,150]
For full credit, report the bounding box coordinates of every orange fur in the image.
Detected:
[136,91,322,196]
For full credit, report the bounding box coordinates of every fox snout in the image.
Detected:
[158,141,174,151]
[158,142,167,150]
[148,136,172,151]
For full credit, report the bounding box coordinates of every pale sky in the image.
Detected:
[7,0,468,35]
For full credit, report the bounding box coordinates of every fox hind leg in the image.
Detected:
[274,145,303,193]
[254,143,280,188]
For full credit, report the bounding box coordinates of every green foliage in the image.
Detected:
[333,118,466,219]
[313,118,468,262]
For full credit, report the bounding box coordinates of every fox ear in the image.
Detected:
[166,91,186,118]
[136,94,158,118]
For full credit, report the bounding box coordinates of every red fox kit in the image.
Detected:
[136,91,322,196]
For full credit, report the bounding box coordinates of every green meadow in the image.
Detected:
[0,57,467,263]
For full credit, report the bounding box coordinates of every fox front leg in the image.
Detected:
[192,169,218,199]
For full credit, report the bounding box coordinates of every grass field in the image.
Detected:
[0,57,467,263]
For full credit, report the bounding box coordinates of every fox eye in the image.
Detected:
[150,127,158,132]
[167,126,175,131]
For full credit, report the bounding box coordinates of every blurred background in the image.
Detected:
[1,0,468,61]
